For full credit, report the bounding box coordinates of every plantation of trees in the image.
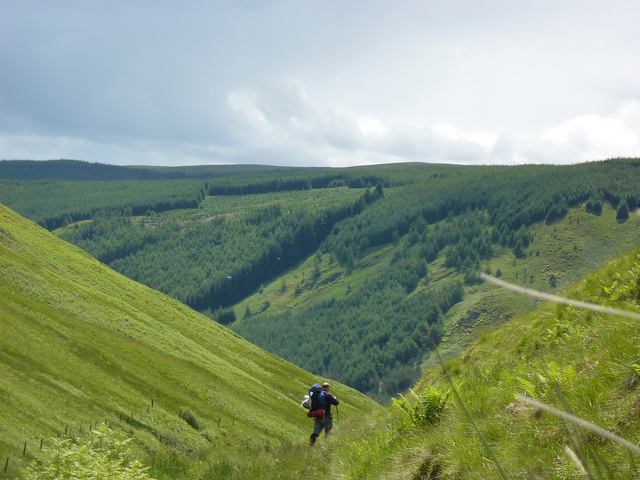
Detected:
[1,158,640,399]
[0,178,207,230]
[55,187,382,307]
[233,270,463,398]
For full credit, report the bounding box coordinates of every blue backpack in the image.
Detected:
[308,383,327,411]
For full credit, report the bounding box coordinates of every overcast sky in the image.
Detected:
[1,1,639,167]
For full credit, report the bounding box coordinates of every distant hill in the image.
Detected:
[0,159,186,181]
[0,159,327,181]
[0,202,379,477]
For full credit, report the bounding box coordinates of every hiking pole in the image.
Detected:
[336,405,340,422]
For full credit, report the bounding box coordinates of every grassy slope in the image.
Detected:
[214,229,640,479]
[390,242,640,478]
[440,204,640,349]
[0,203,379,478]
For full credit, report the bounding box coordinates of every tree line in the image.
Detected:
[0,179,206,230]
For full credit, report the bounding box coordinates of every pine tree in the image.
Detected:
[617,199,630,221]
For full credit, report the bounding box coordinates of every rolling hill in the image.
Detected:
[0,202,379,478]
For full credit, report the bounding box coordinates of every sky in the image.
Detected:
[1,1,639,168]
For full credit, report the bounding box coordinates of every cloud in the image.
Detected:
[1,1,639,167]
[228,90,276,136]
[539,101,640,161]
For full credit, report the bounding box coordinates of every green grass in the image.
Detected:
[6,196,640,478]
[0,203,380,478]
[209,241,640,479]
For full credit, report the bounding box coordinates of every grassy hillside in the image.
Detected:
[441,202,640,347]
[206,242,640,479]
[0,203,379,478]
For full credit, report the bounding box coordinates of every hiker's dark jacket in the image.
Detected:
[322,392,339,418]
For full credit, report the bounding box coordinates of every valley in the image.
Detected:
[3,158,640,478]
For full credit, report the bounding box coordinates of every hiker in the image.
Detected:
[310,382,339,445]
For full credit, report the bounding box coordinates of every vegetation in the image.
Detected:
[23,426,153,480]
[4,156,640,477]
[233,276,461,399]
[0,179,206,230]
[0,203,378,479]
[57,187,379,310]
[3,158,640,402]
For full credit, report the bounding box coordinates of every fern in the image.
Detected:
[516,376,538,400]
[393,387,450,429]
[23,425,154,480]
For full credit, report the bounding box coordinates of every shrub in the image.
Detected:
[393,387,450,429]
[23,425,153,480]
[180,408,203,431]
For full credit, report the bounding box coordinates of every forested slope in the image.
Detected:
[232,159,640,399]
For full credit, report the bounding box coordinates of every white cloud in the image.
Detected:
[228,90,275,135]
[539,100,640,161]
[1,1,640,167]
[357,116,388,137]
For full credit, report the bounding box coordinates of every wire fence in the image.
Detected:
[1,396,288,478]
[0,398,231,478]
[2,400,161,478]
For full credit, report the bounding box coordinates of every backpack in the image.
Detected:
[303,383,327,415]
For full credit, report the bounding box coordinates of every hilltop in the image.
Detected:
[0,203,379,478]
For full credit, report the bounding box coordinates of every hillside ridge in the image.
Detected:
[0,202,379,478]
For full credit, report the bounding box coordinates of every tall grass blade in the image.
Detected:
[517,395,640,456]
[479,273,640,322]
[547,379,600,480]
[564,446,589,478]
